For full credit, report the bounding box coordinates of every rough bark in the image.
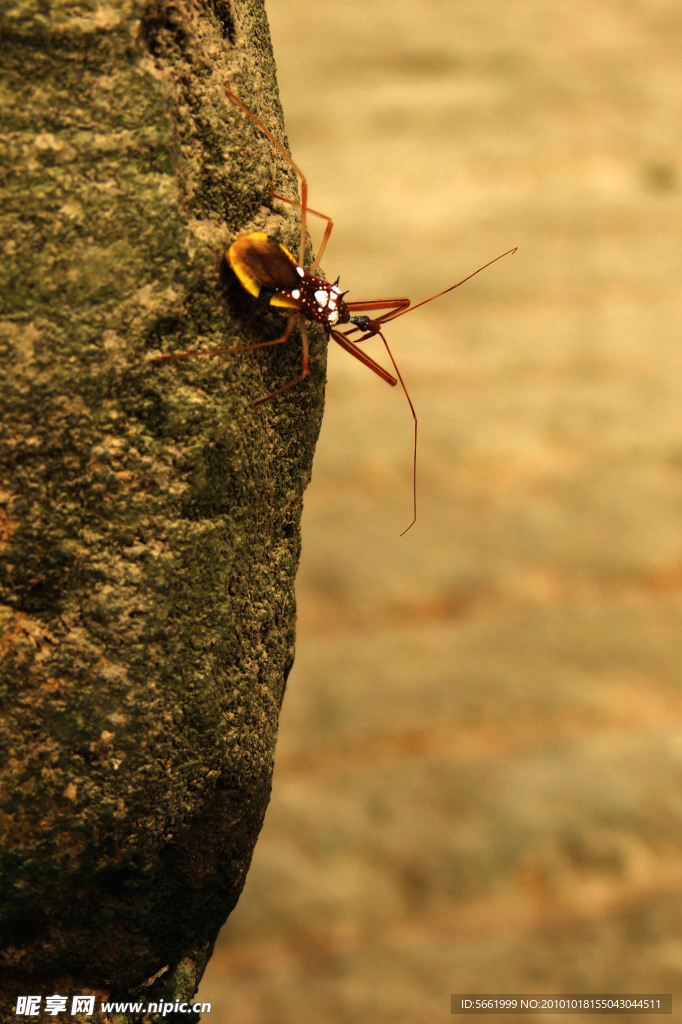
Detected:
[0,0,325,1018]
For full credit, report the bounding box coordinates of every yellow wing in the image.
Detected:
[228,233,302,309]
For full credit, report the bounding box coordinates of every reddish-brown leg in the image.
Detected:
[343,298,411,340]
[345,298,411,314]
[225,83,309,270]
[268,187,334,272]
[254,317,310,410]
[330,330,397,386]
[152,310,306,412]
[151,310,298,364]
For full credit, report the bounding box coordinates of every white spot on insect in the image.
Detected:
[331,284,342,297]
[291,289,301,300]
[296,266,305,278]
[314,289,329,308]
[328,309,340,325]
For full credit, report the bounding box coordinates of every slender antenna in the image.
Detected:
[380,247,518,324]
[374,330,418,536]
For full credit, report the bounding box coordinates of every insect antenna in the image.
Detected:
[338,246,517,532]
[379,247,518,326]
[375,330,418,536]
[333,317,417,534]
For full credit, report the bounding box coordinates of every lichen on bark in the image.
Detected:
[0,0,325,1016]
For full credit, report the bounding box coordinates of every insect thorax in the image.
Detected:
[286,266,350,328]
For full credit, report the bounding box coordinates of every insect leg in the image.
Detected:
[268,188,334,272]
[253,316,310,410]
[225,82,308,270]
[151,310,298,365]
[330,330,398,386]
[343,298,411,339]
[345,298,411,315]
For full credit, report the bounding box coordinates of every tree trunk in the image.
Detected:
[0,0,325,1017]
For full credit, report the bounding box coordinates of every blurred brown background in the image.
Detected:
[197,1,682,1020]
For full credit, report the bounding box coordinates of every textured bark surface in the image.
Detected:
[0,0,325,1017]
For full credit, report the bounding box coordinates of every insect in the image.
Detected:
[154,82,517,535]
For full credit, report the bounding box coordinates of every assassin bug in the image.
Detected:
[154,82,517,535]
